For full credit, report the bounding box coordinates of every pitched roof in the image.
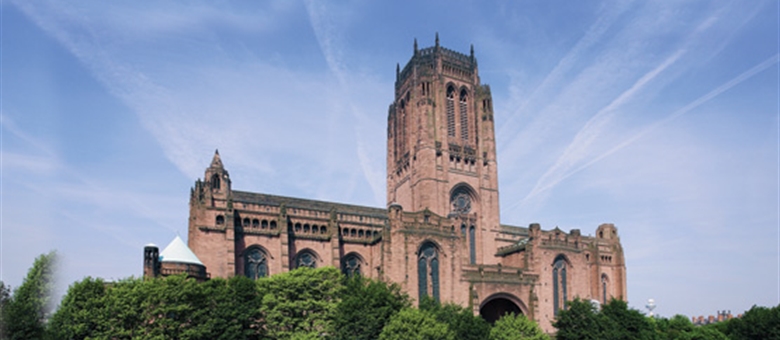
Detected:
[231,190,388,218]
[160,235,204,265]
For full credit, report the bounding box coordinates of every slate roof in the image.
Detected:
[232,191,388,219]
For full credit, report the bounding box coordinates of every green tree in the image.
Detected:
[653,314,694,339]
[333,276,409,340]
[378,308,455,340]
[600,299,654,340]
[258,267,344,339]
[47,275,264,340]
[4,251,58,340]
[726,304,780,340]
[140,274,216,339]
[0,281,11,339]
[201,275,263,339]
[419,296,490,340]
[687,326,729,340]
[46,277,107,339]
[489,313,548,340]
[553,298,612,340]
[96,278,145,339]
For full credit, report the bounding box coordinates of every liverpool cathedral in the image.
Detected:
[144,37,626,332]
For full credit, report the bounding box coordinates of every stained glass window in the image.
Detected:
[296,251,317,269]
[343,253,362,277]
[245,248,268,280]
[418,242,440,302]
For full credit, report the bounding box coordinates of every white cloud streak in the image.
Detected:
[497,1,633,139]
[304,0,386,205]
[515,53,779,210]
[517,49,686,207]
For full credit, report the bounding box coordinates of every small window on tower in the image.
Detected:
[446,86,456,137]
[211,174,221,190]
[459,89,469,141]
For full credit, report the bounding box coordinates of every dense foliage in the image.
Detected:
[490,313,548,340]
[0,281,11,339]
[3,251,57,340]
[333,276,409,340]
[378,308,455,340]
[724,304,780,340]
[554,298,780,340]
[4,254,780,339]
[419,296,491,340]
[258,267,343,339]
[46,274,264,340]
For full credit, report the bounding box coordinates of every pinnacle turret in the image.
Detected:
[210,149,223,169]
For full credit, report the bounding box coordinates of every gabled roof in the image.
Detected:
[160,235,204,266]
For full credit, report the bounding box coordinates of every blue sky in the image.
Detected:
[1,0,777,318]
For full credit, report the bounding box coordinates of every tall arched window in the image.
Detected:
[244,248,268,280]
[400,100,407,153]
[469,226,476,264]
[602,274,609,305]
[553,255,568,315]
[446,86,456,137]
[459,89,469,141]
[418,242,440,301]
[342,253,362,277]
[294,250,317,269]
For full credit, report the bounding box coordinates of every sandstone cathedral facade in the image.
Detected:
[145,37,626,332]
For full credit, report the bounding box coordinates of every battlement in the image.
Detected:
[396,35,477,88]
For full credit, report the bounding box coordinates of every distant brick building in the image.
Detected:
[150,37,627,332]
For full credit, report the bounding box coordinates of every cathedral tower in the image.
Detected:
[387,35,500,264]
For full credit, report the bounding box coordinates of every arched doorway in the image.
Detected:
[479,293,525,324]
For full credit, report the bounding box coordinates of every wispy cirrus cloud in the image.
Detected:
[496,0,634,140]
[304,0,387,205]
[11,1,384,205]
[515,48,686,209]
[495,1,774,221]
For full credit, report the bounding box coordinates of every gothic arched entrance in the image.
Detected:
[479,293,525,323]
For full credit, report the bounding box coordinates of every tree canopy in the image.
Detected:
[419,296,491,340]
[5,254,778,340]
[378,308,455,340]
[333,275,410,340]
[3,251,57,340]
[490,313,548,340]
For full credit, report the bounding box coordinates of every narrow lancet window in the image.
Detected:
[469,226,476,264]
[553,255,568,315]
[459,89,469,141]
[446,86,456,137]
[418,242,440,302]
